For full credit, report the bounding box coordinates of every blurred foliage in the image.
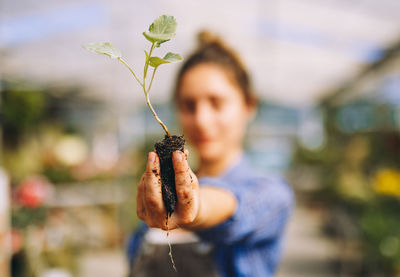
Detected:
[1,80,100,183]
[292,99,400,276]
[359,197,400,274]
[1,79,134,276]
[2,84,46,147]
[12,206,47,230]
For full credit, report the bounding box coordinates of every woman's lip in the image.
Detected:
[194,137,214,143]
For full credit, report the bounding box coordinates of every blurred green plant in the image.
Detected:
[2,83,46,148]
[291,101,400,276]
[359,197,400,275]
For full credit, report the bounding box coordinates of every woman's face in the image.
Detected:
[177,63,253,163]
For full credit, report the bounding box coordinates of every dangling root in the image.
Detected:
[166,216,177,272]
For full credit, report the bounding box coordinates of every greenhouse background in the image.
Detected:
[1,0,400,276]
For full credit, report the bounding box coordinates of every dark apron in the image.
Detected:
[130,241,219,277]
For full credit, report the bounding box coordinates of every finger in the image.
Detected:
[175,150,198,189]
[136,176,146,220]
[143,152,165,216]
[145,152,159,175]
[172,151,195,205]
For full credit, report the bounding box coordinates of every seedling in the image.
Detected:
[83,15,185,217]
[83,15,181,137]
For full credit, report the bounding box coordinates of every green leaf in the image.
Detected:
[143,15,177,46]
[148,57,165,68]
[149,52,182,68]
[82,42,122,59]
[163,52,182,62]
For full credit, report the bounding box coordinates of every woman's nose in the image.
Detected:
[194,102,213,130]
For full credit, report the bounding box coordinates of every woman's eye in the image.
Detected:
[210,98,224,110]
[179,100,195,113]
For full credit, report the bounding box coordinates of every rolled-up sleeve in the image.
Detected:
[196,176,294,246]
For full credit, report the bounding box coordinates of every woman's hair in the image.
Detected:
[174,30,257,106]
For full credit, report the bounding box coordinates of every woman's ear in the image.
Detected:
[246,100,258,122]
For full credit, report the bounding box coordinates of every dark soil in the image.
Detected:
[154,135,185,217]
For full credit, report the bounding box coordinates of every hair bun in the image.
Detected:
[197,30,224,48]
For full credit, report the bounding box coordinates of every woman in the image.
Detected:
[128,31,294,277]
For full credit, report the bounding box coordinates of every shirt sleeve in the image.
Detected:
[127,222,148,265]
[196,176,294,246]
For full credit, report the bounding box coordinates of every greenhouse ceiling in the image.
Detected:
[1,0,400,108]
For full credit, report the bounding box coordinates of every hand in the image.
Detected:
[136,150,199,230]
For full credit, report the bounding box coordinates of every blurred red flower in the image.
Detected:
[16,176,52,208]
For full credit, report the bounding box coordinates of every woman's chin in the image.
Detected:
[196,144,222,162]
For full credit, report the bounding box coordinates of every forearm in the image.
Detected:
[182,186,237,230]
[194,179,294,245]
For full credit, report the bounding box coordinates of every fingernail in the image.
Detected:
[174,151,182,162]
[148,152,155,163]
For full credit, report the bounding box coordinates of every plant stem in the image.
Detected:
[144,87,171,137]
[143,43,156,81]
[117,58,142,86]
[117,43,171,137]
[147,67,157,92]
[142,43,171,137]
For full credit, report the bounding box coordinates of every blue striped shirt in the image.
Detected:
[196,155,294,276]
[128,155,294,277]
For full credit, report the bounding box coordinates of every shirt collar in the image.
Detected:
[217,153,251,181]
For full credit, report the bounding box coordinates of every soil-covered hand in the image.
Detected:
[136,150,199,230]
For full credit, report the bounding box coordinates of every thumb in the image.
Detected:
[172,150,189,179]
[172,150,197,193]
